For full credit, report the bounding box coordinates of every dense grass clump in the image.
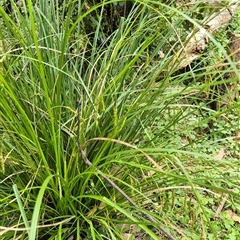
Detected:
[0,0,240,239]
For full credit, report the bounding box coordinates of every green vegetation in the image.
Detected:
[0,0,240,239]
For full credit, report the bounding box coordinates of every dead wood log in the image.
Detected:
[168,1,239,72]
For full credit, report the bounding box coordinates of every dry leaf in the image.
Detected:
[86,205,98,217]
[146,170,155,177]
[122,233,134,240]
[214,148,225,160]
[158,50,165,59]
[225,210,240,223]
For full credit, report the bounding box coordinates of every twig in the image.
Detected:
[214,193,229,219]
[76,100,176,240]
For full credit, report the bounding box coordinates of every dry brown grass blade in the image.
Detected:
[0,217,75,235]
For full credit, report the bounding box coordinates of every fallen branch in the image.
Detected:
[169,1,239,72]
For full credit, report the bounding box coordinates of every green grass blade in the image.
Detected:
[12,184,31,237]
[29,175,54,240]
